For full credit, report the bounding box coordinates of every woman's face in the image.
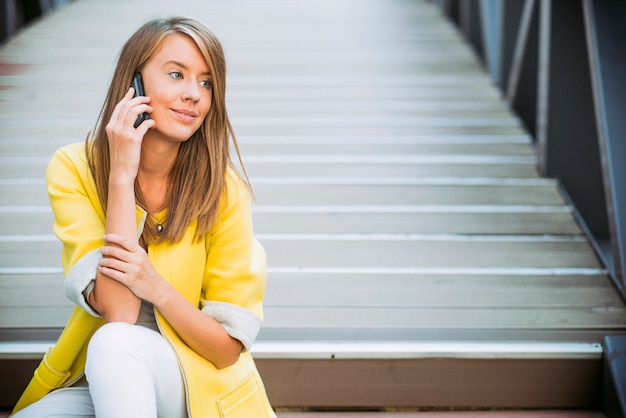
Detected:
[140,33,212,143]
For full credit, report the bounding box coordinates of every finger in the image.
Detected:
[112,91,147,123]
[103,233,124,245]
[127,103,153,129]
[134,103,153,115]
[135,117,156,134]
[104,235,146,257]
[100,245,130,262]
[110,88,135,124]
[106,89,135,136]
[98,255,124,271]
[103,233,135,251]
[98,255,140,279]
[118,97,149,128]
[97,264,126,284]
[126,95,151,109]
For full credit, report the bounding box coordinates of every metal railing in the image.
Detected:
[436,0,626,300]
[1,0,72,44]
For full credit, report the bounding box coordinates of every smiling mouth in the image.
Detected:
[172,109,198,118]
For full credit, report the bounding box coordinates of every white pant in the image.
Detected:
[12,323,187,418]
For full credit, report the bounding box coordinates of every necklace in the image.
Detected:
[156,223,164,234]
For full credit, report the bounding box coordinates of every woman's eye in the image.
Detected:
[200,80,213,90]
[169,71,183,80]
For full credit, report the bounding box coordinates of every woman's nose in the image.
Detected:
[182,80,201,101]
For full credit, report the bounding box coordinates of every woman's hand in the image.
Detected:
[98,234,243,368]
[105,87,155,181]
[97,233,168,303]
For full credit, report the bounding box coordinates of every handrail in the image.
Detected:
[437,0,626,300]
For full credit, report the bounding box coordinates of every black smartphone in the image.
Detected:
[131,72,150,128]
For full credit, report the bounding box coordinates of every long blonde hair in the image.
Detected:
[86,17,248,245]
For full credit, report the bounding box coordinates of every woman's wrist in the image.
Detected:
[152,280,175,311]
[108,172,136,189]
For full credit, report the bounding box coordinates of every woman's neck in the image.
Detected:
[137,138,180,214]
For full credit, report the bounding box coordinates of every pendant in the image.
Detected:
[156,224,164,234]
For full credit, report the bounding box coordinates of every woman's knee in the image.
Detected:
[85,322,148,378]
[88,323,135,358]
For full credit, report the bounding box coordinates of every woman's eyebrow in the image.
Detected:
[164,60,211,76]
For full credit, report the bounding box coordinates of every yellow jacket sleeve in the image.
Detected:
[201,170,267,349]
[46,143,106,274]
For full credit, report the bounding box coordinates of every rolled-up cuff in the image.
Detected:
[64,248,102,317]
[200,301,262,351]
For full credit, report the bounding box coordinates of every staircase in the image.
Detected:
[1,0,625,415]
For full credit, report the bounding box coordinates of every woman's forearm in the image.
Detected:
[91,176,141,322]
[154,285,243,369]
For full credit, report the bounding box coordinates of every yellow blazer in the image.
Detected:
[12,143,275,418]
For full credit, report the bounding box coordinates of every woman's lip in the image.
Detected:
[171,108,198,118]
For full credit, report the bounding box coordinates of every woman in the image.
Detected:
[11,17,275,418]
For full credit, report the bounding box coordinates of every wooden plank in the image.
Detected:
[0,357,604,411]
[256,358,601,409]
[3,272,623,331]
[223,86,506,101]
[229,101,515,114]
[262,306,626,330]
[0,159,48,178]
[259,235,603,269]
[0,273,64,289]
[263,274,624,309]
[2,272,624,332]
[1,105,523,119]
[235,134,533,144]
[233,125,528,136]
[0,327,621,348]
[0,138,78,157]
[0,308,72,328]
[0,123,527,138]
[0,209,53,234]
[244,161,540,179]
[1,138,537,157]
[258,328,626,344]
[0,235,603,270]
[252,183,566,206]
[0,359,40,411]
[0,184,48,205]
[0,159,540,179]
[0,120,93,138]
[0,206,580,235]
[236,142,535,156]
[3,272,620,310]
[1,114,519,129]
[252,208,580,235]
[0,271,69,327]
[0,239,62,267]
[0,182,568,206]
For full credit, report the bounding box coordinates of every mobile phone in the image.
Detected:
[131,72,150,128]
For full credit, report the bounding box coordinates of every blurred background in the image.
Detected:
[1,0,73,45]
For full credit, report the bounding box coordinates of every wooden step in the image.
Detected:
[0,340,605,410]
[0,205,581,235]
[0,234,603,270]
[0,178,570,206]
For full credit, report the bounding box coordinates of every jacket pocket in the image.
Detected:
[216,373,270,417]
